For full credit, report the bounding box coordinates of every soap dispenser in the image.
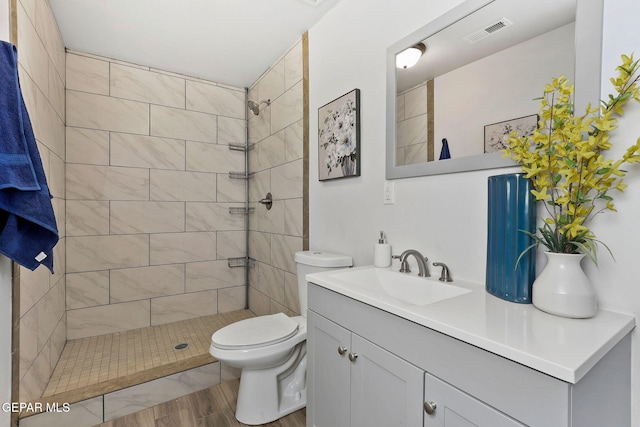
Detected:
[374,231,391,268]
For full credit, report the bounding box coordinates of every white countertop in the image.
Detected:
[306,265,635,384]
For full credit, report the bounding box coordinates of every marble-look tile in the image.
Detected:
[247,107,271,144]
[48,151,65,199]
[186,203,244,232]
[67,300,151,339]
[216,231,245,260]
[186,80,245,119]
[404,142,429,165]
[395,146,406,166]
[110,264,185,303]
[66,53,109,95]
[37,281,65,351]
[284,40,303,90]
[284,119,304,162]
[256,263,285,305]
[271,81,303,134]
[150,232,217,265]
[19,397,104,427]
[185,141,243,173]
[284,271,301,315]
[19,341,50,402]
[257,130,286,171]
[248,231,270,265]
[396,93,405,121]
[66,200,109,236]
[248,287,271,317]
[257,200,285,234]
[35,0,65,78]
[110,133,186,170]
[66,270,110,309]
[404,84,428,119]
[150,170,216,202]
[67,234,150,273]
[66,127,109,165]
[104,363,221,420]
[111,63,186,108]
[66,164,149,200]
[272,234,303,274]
[50,317,67,378]
[284,198,304,237]
[110,201,185,234]
[218,287,246,313]
[272,159,303,199]
[150,105,217,143]
[67,90,149,135]
[186,260,245,292]
[19,266,50,316]
[257,60,285,105]
[218,116,245,145]
[150,291,218,326]
[19,307,38,380]
[16,3,48,96]
[249,169,270,203]
[48,61,66,122]
[34,87,65,159]
[51,241,66,287]
[216,174,245,203]
[396,114,427,148]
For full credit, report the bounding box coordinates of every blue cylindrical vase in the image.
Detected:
[486,173,536,303]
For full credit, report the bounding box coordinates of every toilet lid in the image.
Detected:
[211,313,299,350]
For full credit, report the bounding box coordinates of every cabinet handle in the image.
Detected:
[423,401,437,415]
[348,352,358,362]
[338,346,347,356]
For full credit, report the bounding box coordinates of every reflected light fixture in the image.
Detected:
[396,43,426,69]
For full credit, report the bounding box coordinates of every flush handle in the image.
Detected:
[348,352,358,362]
[337,346,347,356]
[424,400,437,415]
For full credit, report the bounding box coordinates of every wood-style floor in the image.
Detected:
[95,379,306,427]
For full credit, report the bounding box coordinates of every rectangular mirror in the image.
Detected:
[386,0,576,178]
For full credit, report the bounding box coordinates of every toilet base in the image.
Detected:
[235,342,307,425]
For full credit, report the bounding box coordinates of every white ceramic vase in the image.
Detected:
[532,252,597,318]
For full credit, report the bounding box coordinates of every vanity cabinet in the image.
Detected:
[307,282,632,427]
[307,310,424,426]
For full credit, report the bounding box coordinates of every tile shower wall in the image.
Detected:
[396,81,430,166]
[247,39,306,316]
[65,51,247,339]
[15,0,67,402]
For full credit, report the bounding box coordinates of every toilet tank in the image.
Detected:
[295,251,352,317]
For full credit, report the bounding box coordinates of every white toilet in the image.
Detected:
[209,250,353,425]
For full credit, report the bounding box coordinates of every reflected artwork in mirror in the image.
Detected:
[386,0,577,179]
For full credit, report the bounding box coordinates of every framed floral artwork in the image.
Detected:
[484,114,539,153]
[318,89,361,181]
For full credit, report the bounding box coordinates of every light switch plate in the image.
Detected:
[384,181,395,204]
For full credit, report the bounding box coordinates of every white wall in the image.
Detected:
[309,0,640,423]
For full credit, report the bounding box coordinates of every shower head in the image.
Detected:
[248,99,271,115]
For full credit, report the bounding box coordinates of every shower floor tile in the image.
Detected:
[41,310,254,405]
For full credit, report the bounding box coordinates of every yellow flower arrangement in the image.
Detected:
[503,54,640,264]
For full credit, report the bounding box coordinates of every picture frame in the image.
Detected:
[484,114,539,153]
[318,89,361,181]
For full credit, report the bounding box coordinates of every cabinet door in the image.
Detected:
[307,311,352,427]
[424,373,525,427]
[350,334,424,427]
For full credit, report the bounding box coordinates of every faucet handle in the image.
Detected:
[432,262,453,282]
[392,255,411,273]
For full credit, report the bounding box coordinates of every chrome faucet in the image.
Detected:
[395,249,430,277]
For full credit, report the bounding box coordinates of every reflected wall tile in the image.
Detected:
[271,81,303,134]
[66,127,109,165]
[66,200,109,236]
[284,198,303,237]
[218,116,245,145]
[404,84,428,119]
[150,291,217,326]
[186,80,245,119]
[284,40,303,90]
[397,114,427,148]
[66,164,149,200]
[396,93,406,121]
[110,264,185,303]
[110,201,185,234]
[218,287,246,313]
[67,90,149,135]
[404,143,429,165]
[216,231,245,259]
[67,300,151,339]
[150,105,217,143]
[186,203,244,232]
[272,159,303,199]
[257,60,285,104]
[186,260,245,292]
[67,234,149,273]
[284,119,304,162]
[150,170,216,202]
[150,232,217,265]
[272,234,302,274]
[66,271,110,309]
[66,53,109,95]
[110,63,186,108]
[110,133,186,170]
[216,174,245,203]
[186,141,243,173]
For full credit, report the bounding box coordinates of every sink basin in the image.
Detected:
[322,267,471,306]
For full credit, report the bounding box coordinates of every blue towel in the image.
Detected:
[439,138,451,160]
[0,41,58,273]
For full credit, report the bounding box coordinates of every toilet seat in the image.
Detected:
[212,313,299,350]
